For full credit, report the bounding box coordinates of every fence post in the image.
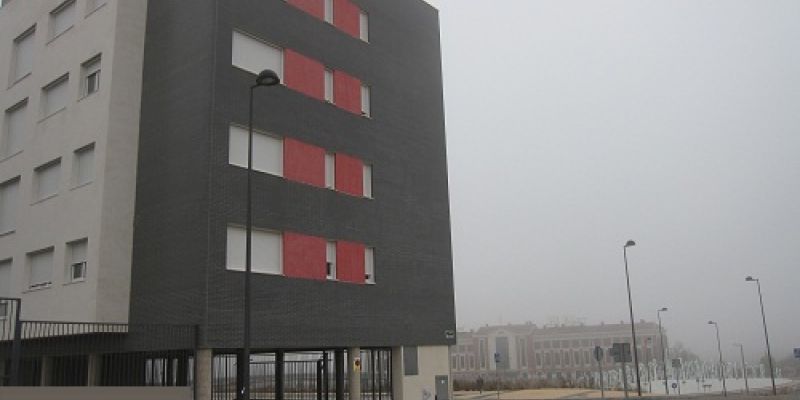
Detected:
[9,298,22,386]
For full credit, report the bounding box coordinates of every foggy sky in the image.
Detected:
[431,0,800,362]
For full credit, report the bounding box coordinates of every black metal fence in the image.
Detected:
[0,297,197,387]
[212,349,392,400]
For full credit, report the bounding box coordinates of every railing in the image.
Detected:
[0,297,197,387]
[212,349,392,400]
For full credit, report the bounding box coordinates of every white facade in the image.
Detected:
[0,0,147,322]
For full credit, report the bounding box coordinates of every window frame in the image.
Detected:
[359,11,369,42]
[324,0,334,24]
[41,74,70,118]
[49,0,76,40]
[81,55,101,98]
[27,247,54,290]
[324,152,336,189]
[33,158,61,202]
[66,238,88,283]
[0,177,20,235]
[326,241,337,280]
[72,143,95,187]
[360,84,371,117]
[10,25,35,85]
[231,30,285,81]
[324,68,334,103]
[2,99,28,159]
[364,246,375,284]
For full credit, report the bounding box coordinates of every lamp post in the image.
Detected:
[745,276,776,395]
[733,343,749,394]
[657,308,669,395]
[708,321,727,397]
[645,337,652,393]
[240,69,281,400]
[622,240,642,396]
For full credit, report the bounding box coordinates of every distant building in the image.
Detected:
[451,321,666,385]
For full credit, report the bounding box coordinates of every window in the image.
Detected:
[403,346,418,376]
[0,259,10,319]
[86,0,105,13]
[28,248,54,289]
[11,26,35,83]
[364,247,374,284]
[324,69,334,103]
[232,31,284,80]
[81,55,101,97]
[72,143,94,186]
[67,239,87,282]
[226,226,282,275]
[362,164,372,198]
[324,152,335,189]
[360,85,370,117]
[42,74,69,117]
[0,178,19,234]
[451,356,457,370]
[326,241,336,280]
[50,0,76,39]
[0,259,10,296]
[3,100,27,157]
[228,125,283,176]
[34,159,60,201]
[324,0,333,23]
[359,11,369,42]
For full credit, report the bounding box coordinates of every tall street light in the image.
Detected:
[622,240,642,396]
[733,343,749,394]
[708,321,727,397]
[746,276,776,395]
[241,69,281,400]
[657,308,668,395]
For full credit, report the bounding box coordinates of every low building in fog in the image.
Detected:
[451,321,666,386]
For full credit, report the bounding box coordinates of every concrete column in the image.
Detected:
[87,354,103,386]
[392,347,404,400]
[348,348,361,400]
[195,349,213,400]
[40,356,53,386]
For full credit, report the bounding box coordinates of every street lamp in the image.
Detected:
[746,276,776,396]
[657,308,668,395]
[645,337,652,393]
[241,69,281,400]
[622,240,642,396]
[708,321,727,397]
[733,343,749,394]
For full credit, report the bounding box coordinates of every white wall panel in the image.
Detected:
[232,31,283,79]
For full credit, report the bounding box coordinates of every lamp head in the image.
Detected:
[659,307,668,312]
[708,320,716,325]
[256,69,281,86]
[625,240,636,248]
[745,276,756,282]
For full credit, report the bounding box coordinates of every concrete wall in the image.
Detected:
[0,0,147,322]
[395,345,451,400]
[0,387,191,400]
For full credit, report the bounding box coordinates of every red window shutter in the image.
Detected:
[333,70,361,115]
[336,240,365,284]
[284,232,327,280]
[334,0,360,38]
[287,0,325,19]
[284,138,326,187]
[285,50,325,101]
[335,153,363,196]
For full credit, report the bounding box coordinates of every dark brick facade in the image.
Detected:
[130,0,454,350]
